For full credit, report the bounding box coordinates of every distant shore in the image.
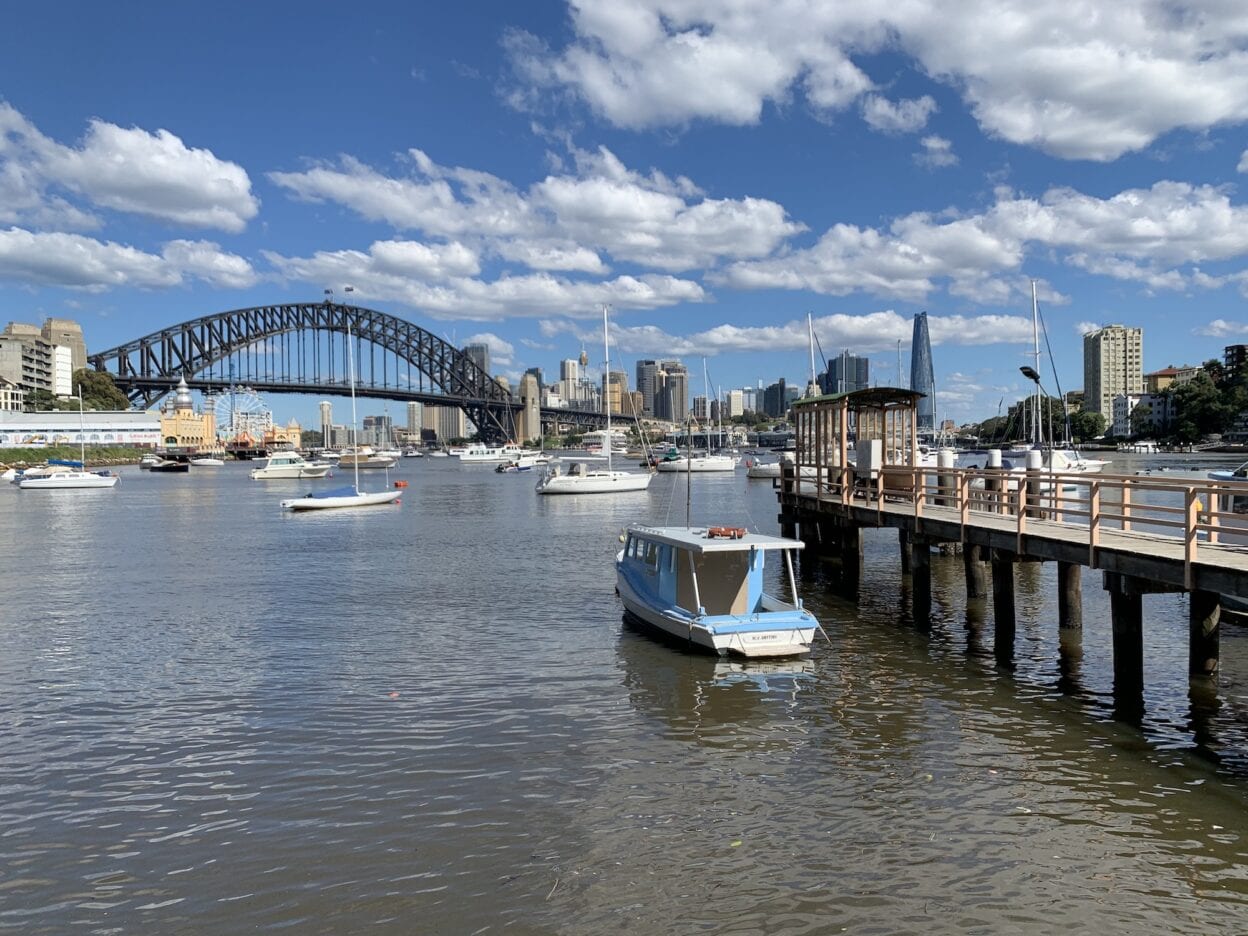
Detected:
[0,445,150,468]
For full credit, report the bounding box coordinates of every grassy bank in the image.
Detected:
[0,446,150,468]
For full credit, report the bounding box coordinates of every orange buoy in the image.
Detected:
[394,480,408,488]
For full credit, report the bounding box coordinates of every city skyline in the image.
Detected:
[4,3,1248,431]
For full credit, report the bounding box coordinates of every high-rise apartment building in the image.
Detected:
[822,350,870,395]
[692,396,709,421]
[1083,324,1143,417]
[319,401,333,441]
[1225,344,1247,383]
[422,405,467,442]
[655,361,688,421]
[0,318,86,396]
[763,379,788,418]
[602,370,628,414]
[635,359,660,415]
[726,389,744,418]
[910,313,935,432]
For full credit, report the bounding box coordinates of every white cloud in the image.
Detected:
[0,227,257,290]
[915,135,957,168]
[509,1,1248,161]
[0,102,258,232]
[862,95,937,134]
[1195,318,1248,337]
[1239,149,1248,173]
[1075,321,1100,335]
[270,145,803,275]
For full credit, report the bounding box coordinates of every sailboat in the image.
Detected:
[280,323,402,511]
[19,388,119,490]
[535,306,653,495]
[656,360,737,472]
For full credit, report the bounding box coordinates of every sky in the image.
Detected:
[3,1,1248,428]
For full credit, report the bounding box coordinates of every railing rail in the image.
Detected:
[786,462,1248,588]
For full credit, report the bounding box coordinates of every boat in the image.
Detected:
[148,459,190,473]
[138,453,162,469]
[429,450,449,458]
[536,307,653,495]
[375,448,402,460]
[0,467,15,482]
[616,525,821,658]
[401,448,425,458]
[190,456,225,467]
[459,443,523,463]
[495,452,552,473]
[337,446,397,469]
[655,453,738,472]
[280,324,401,512]
[744,453,820,479]
[1209,459,1248,483]
[250,451,334,479]
[18,389,120,490]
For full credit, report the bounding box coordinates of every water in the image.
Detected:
[2,453,1247,933]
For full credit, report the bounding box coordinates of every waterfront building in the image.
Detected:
[726,389,744,418]
[265,419,302,450]
[0,409,160,448]
[0,318,86,397]
[326,424,352,448]
[159,377,216,450]
[1084,324,1143,417]
[1144,365,1201,394]
[362,414,393,448]
[422,405,467,443]
[910,313,936,432]
[464,343,490,376]
[821,350,870,395]
[1111,393,1143,437]
[1,376,24,412]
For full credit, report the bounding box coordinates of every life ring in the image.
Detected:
[707,526,747,539]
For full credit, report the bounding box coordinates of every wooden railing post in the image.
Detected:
[1089,481,1101,568]
[1184,487,1199,589]
[1121,483,1132,532]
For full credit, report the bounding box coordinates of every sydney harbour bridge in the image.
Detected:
[87,301,610,443]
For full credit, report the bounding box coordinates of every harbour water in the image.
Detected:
[2,453,1247,933]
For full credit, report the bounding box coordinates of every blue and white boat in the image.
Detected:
[616,524,821,658]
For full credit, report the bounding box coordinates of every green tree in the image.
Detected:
[300,429,324,448]
[1130,401,1153,438]
[1171,373,1228,442]
[73,369,130,410]
[1068,410,1106,443]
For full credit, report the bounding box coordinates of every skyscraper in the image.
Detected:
[822,350,870,395]
[319,401,333,441]
[1083,324,1143,416]
[635,359,660,415]
[910,313,936,432]
[463,342,490,376]
[656,361,688,421]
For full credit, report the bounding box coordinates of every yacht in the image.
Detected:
[250,452,334,480]
[458,443,523,464]
[337,447,397,469]
[1208,459,1248,483]
[655,453,738,472]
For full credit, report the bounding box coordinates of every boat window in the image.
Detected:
[644,541,659,569]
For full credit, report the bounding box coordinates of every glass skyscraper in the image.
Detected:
[910,312,936,432]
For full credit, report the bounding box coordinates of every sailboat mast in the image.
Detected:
[807,312,817,395]
[349,324,360,492]
[603,305,611,473]
[1031,279,1041,447]
[78,385,85,466]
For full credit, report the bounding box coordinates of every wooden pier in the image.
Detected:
[779,388,1248,707]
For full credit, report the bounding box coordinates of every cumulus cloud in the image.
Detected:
[270,144,803,275]
[862,95,937,134]
[1075,321,1101,335]
[915,135,957,168]
[508,1,1248,160]
[464,332,516,366]
[0,102,258,232]
[539,309,1036,358]
[0,227,257,290]
[1195,318,1248,337]
[1239,149,1248,173]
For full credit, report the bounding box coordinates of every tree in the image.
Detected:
[1172,373,1228,442]
[73,369,130,410]
[1068,411,1106,443]
[1130,401,1153,438]
[300,429,324,448]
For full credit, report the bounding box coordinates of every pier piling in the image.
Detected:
[911,536,932,627]
[962,543,986,599]
[1189,591,1221,678]
[1058,561,1082,629]
[1106,573,1145,695]
[991,550,1016,659]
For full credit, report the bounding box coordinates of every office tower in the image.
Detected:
[406,401,421,435]
[1083,324,1143,416]
[524,366,545,390]
[823,350,870,395]
[319,401,333,441]
[602,370,627,414]
[463,343,490,376]
[910,312,936,432]
[692,396,709,421]
[726,389,744,417]
[763,379,788,418]
[635,359,660,415]
[657,360,688,421]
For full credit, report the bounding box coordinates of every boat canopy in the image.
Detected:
[626,524,804,554]
[307,485,359,499]
[49,458,84,468]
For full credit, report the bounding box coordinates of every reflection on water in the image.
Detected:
[1,453,1247,933]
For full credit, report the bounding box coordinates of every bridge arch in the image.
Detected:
[88,301,533,441]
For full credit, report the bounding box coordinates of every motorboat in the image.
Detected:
[190,456,225,467]
[250,452,334,480]
[495,453,552,473]
[536,460,652,493]
[19,468,118,489]
[458,443,523,464]
[148,459,190,473]
[280,484,401,511]
[401,448,424,458]
[429,450,450,458]
[337,447,397,469]
[616,524,821,658]
[375,448,402,460]
[1045,446,1109,474]
[1209,460,1248,483]
[138,453,162,469]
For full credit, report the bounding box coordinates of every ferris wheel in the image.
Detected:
[210,386,269,442]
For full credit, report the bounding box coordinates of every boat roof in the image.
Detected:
[626,524,804,553]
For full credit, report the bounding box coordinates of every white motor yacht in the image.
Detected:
[250,452,333,480]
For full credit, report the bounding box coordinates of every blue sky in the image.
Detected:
[3,1,1248,428]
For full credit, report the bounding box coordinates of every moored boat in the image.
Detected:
[337,447,397,469]
[190,456,226,467]
[1209,459,1248,483]
[280,484,401,511]
[148,459,190,473]
[250,452,333,480]
[615,524,821,658]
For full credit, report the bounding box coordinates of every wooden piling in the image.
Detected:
[962,543,986,599]
[991,550,1015,659]
[1108,576,1144,695]
[1189,590,1220,678]
[1057,561,1082,629]
[899,529,911,574]
[911,536,931,628]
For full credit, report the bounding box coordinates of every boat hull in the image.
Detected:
[280,490,401,510]
[616,568,815,658]
[536,471,652,494]
[655,456,738,472]
[251,465,333,479]
[19,471,118,489]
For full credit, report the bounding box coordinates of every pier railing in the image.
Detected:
[786,465,1248,588]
